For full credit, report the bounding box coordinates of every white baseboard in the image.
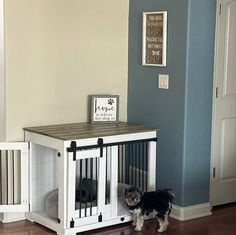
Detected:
[0,204,212,223]
[170,203,212,221]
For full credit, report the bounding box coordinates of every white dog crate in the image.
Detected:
[0,122,158,235]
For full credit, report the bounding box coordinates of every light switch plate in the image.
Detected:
[158,74,169,89]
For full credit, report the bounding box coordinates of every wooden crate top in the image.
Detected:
[24,122,158,141]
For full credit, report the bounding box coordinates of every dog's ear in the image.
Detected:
[124,188,129,196]
[137,188,144,196]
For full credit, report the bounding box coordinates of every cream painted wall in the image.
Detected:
[0,0,5,141]
[5,0,129,141]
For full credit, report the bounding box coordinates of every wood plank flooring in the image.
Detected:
[0,203,236,235]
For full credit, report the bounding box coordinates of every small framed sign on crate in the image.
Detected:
[90,95,119,123]
[142,11,167,67]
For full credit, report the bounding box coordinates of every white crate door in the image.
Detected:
[67,147,110,228]
[0,142,29,212]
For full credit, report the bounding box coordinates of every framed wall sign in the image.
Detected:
[90,95,119,123]
[142,11,167,67]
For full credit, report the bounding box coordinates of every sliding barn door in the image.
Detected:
[0,142,29,212]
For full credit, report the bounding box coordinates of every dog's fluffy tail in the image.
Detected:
[166,189,175,203]
[158,188,175,203]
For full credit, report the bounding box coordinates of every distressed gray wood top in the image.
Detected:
[24,122,158,141]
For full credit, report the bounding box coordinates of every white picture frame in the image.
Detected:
[142,11,167,67]
[90,95,119,123]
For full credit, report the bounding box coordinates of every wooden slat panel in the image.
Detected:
[0,150,7,204]
[7,150,14,205]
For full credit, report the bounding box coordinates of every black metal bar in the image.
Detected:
[142,142,145,191]
[134,144,136,187]
[85,159,88,217]
[90,158,93,216]
[139,143,141,189]
[97,138,103,158]
[105,148,108,204]
[121,144,124,183]
[79,159,82,218]
[85,158,88,177]
[127,144,129,185]
[95,157,98,207]
[70,141,77,161]
[67,138,157,153]
[131,144,133,185]
[145,142,148,192]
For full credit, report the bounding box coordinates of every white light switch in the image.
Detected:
[158,74,169,89]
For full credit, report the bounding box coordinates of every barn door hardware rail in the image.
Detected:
[67,137,157,161]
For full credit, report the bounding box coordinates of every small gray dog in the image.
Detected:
[125,186,174,232]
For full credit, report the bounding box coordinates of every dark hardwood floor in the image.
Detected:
[1,203,236,235]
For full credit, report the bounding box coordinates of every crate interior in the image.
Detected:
[30,143,58,218]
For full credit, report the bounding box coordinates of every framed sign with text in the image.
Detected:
[90,95,119,123]
[142,11,167,67]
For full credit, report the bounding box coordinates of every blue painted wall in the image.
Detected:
[128,0,216,206]
[183,0,216,206]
